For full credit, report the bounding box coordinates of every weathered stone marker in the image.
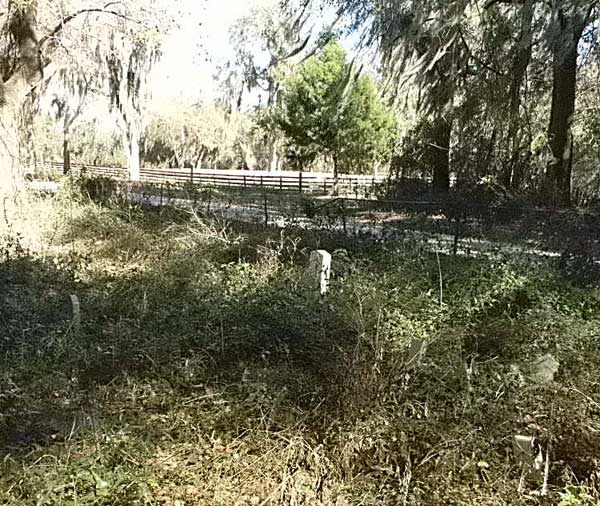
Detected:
[513,434,545,492]
[510,354,560,386]
[513,435,543,469]
[307,250,331,295]
[70,294,81,333]
[405,339,426,368]
[525,354,559,384]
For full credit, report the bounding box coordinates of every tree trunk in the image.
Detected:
[499,0,534,190]
[128,130,141,181]
[0,107,21,194]
[429,116,452,197]
[0,1,43,195]
[545,8,586,207]
[120,117,142,181]
[266,78,280,172]
[120,119,142,181]
[268,140,279,172]
[63,131,71,175]
[546,47,576,206]
[194,148,206,171]
[333,154,339,181]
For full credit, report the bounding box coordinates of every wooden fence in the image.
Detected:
[30,162,387,195]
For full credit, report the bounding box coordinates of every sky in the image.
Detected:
[148,0,368,107]
[63,0,370,130]
[44,0,244,129]
[149,0,251,104]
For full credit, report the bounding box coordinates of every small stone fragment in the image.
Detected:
[513,434,544,479]
[524,354,559,385]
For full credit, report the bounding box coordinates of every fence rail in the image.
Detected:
[30,161,387,196]
[25,161,600,270]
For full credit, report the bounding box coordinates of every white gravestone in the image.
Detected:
[308,250,331,295]
[513,434,545,491]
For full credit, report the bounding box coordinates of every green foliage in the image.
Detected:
[559,485,596,505]
[73,176,121,205]
[222,0,330,110]
[334,0,600,203]
[69,120,126,167]
[278,39,397,174]
[1,191,599,504]
[19,114,63,173]
[143,100,241,169]
[24,115,125,170]
[572,62,600,204]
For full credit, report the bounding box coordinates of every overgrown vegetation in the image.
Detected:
[0,186,598,505]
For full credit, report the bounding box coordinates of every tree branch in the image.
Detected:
[458,27,505,77]
[578,1,599,33]
[3,0,43,105]
[484,0,529,10]
[282,34,312,62]
[296,13,342,64]
[39,4,142,47]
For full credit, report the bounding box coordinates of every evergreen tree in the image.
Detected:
[279,39,396,176]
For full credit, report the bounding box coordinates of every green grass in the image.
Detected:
[0,183,599,505]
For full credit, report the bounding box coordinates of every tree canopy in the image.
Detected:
[3,0,600,205]
[0,0,180,190]
[332,0,600,204]
[143,100,242,170]
[278,39,396,175]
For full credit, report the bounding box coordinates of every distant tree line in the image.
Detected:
[3,0,600,206]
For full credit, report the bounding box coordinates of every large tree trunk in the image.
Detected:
[420,44,454,197]
[119,115,142,181]
[0,1,43,194]
[63,129,71,175]
[266,77,280,172]
[268,140,279,172]
[428,116,452,197]
[546,41,577,206]
[499,0,534,190]
[545,2,593,206]
[333,154,340,181]
[0,108,21,194]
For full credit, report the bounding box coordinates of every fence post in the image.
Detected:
[207,188,212,215]
[160,183,164,208]
[453,214,462,256]
[244,175,247,188]
[261,175,264,189]
[263,193,268,227]
[280,176,283,191]
[190,166,194,184]
[299,171,303,193]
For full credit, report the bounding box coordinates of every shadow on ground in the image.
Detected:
[0,210,364,455]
